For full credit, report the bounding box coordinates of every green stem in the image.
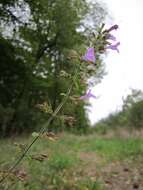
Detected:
[0,69,78,184]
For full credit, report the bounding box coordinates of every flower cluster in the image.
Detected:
[105,24,120,53]
[80,24,120,100]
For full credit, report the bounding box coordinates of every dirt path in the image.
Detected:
[100,157,143,190]
[78,152,143,190]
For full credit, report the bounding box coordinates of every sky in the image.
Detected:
[88,0,143,125]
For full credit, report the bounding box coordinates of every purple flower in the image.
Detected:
[106,24,119,32]
[106,33,116,41]
[106,42,120,53]
[82,47,96,63]
[80,89,96,100]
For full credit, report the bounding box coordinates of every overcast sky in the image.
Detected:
[88,0,143,125]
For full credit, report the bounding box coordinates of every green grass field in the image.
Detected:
[0,131,143,190]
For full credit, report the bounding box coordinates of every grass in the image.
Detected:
[0,131,143,189]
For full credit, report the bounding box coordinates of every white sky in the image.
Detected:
[88,0,143,125]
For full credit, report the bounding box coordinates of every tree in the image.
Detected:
[122,89,143,111]
[0,0,106,136]
[129,100,143,128]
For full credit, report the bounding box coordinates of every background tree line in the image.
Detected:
[95,89,143,129]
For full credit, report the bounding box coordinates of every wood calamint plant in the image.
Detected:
[0,24,120,186]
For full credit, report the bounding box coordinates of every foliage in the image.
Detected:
[0,0,107,136]
[122,89,143,111]
[95,89,143,129]
[129,100,143,128]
